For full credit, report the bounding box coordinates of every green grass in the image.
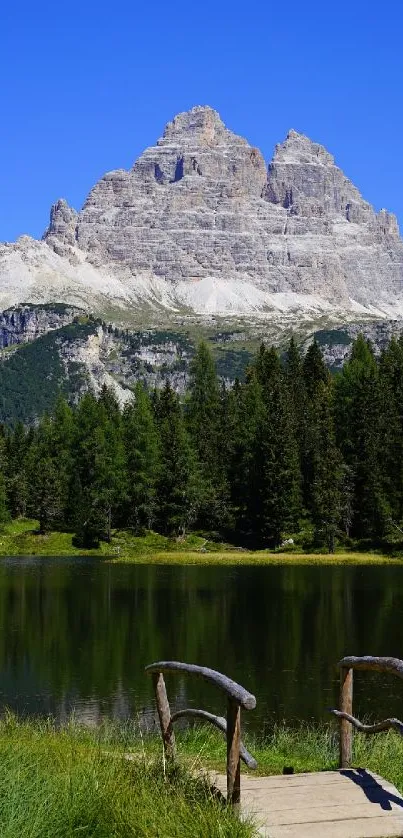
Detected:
[0,519,401,563]
[0,715,252,838]
[1,715,403,836]
[119,549,402,565]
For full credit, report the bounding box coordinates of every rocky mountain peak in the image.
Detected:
[159,105,226,146]
[43,198,78,259]
[2,106,402,322]
[275,129,335,166]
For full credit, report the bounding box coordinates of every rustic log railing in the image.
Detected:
[329,656,403,768]
[145,661,257,805]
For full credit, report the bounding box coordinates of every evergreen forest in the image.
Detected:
[1,333,402,553]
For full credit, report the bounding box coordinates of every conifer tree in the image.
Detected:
[311,382,344,552]
[222,378,243,503]
[52,396,75,523]
[0,472,9,528]
[28,416,63,533]
[0,433,9,527]
[249,345,301,546]
[334,335,387,540]
[187,341,228,529]
[156,384,200,536]
[71,394,125,545]
[36,457,63,534]
[5,422,29,518]
[93,417,126,542]
[98,384,121,426]
[233,369,264,538]
[285,337,306,443]
[378,337,403,530]
[122,382,160,531]
[301,339,331,513]
[302,339,330,399]
[187,341,220,467]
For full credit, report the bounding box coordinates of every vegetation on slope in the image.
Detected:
[0,318,99,424]
[1,333,403,553]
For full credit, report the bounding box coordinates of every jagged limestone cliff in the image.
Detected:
[1,106,402,325]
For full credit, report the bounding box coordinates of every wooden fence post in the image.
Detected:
[339,666,353,768]
[226,698,241,805]
[152,671,176,760]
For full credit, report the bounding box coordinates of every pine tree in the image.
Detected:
[378,337,403,532]
[311,382,344,552]
[27,416,63,533]
[156,384,200,536]
[334,335,387,541]
[98,384,121,426]
[302,339,330,392]
[93,418,126,542]
[122,382,160,531]
[301,339,331,513]
[186,341,229,530]
[36,457,63,534]
[232,369,264,538]
[0,433,9,527]
[71,394,125,545]
[187,341,220,467]
[285,337,306,438]
[5,422,30,518]
[51,396,75,524]
[248,345,301,546]
[216,380,239,533]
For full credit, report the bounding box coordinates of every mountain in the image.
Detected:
[1,105,402,327]
[1,301,402,426]
[0,306,256,423]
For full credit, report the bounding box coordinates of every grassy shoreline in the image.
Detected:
[0,519,401,564]
[1,716,403,836]
[0,715,251,838]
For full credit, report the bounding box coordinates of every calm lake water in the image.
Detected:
[0,557,402,732]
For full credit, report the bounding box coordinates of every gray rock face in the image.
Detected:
[307,320,403,370]
[3,105,403,321]
[0,304,82,349]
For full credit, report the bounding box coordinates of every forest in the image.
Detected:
[0,333,402,552]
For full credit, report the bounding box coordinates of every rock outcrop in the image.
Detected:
[0,304,82,349]
[1,106,402,323]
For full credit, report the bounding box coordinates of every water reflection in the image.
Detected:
[0,558,402,730]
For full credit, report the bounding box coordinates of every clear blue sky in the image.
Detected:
[1,0,402,241]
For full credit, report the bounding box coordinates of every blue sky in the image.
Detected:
[1,0,402,241]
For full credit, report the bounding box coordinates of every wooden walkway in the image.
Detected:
[214,770,403,837]
[146,658,403,836]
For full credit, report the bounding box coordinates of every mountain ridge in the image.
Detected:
[1,105,402,326]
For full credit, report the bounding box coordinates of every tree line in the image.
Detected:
[0,333,402,552]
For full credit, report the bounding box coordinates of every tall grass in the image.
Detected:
[2,714,403,837]
[0,715,253,838]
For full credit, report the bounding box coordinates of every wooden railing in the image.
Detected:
[329,656,403,768]
[145,661,257,804]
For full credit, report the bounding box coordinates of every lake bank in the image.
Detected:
[0,519,401,564]
[0,715,251,838]
[1,716,403,838]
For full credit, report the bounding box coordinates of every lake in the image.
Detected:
[0,557,402,732]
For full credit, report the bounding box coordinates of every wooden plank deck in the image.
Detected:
[213,769,403,837]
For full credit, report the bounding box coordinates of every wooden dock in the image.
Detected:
[146,657,403,837]
[214,769,403,837]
